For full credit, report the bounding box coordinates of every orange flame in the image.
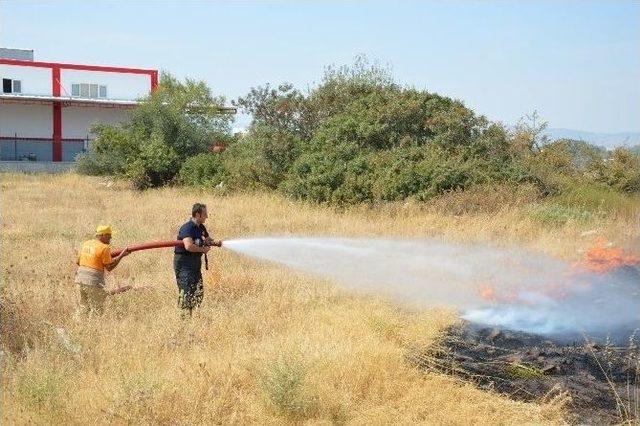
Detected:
[476,238,638,305]
[477,283,521,304]
[580,238,639,273]
[478,284,497,302]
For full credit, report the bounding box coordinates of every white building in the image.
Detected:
[0,48,158,162]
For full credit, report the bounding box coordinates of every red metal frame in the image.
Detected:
[1,58,158,91]
[51,67,62,161]
[1,58,158,161]
[0,136,85,142]
[0,58,157,76]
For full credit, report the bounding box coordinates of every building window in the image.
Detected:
[2,78,22,94]
[71,83,108,99]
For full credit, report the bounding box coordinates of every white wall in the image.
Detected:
[62,106,131,138]
[0,64,52,96]
[0,103,54,160]
[0,65,152,100]
[61,70,151,100]
[0,103,52,137]
[0,103,132,139]
[0,103,133,161]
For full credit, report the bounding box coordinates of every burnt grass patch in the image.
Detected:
[426,322,639,424]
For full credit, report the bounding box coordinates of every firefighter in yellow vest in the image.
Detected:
[74,225,130,315]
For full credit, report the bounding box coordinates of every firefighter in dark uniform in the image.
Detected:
[174,203,222,317]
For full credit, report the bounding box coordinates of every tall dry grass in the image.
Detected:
[2,173,638,424]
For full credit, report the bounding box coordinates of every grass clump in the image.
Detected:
[526,203,595,227]
[261,354,318,420]
[506,362,545,379]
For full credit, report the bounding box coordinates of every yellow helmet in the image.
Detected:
[95,225,112,235]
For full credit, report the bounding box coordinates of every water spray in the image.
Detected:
[223,237,640,342]
[110,236,639,342]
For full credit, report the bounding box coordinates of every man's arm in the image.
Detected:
[183,237,211,254]
[105,247,130,271]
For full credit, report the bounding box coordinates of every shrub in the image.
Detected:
[78,73,232,187]
[128,133,180,189]
[282,149,351,204]
[238,58,558,206]
[221,127,302,191]
[178,152,228,187]
[599,147,640,192]
[261,355,318,420]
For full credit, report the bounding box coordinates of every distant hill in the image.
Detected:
[543,128,640,149]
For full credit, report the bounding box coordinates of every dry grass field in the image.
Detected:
[2,173,638,424]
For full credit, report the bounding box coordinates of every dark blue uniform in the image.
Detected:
[174,220,210,315]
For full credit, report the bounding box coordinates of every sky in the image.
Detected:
[1,0,638,133]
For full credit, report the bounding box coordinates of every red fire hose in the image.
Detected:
[111,240,222,257]
[111,240,184,257]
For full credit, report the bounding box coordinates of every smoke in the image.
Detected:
[223,237,640,341]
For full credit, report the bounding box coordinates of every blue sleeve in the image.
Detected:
[177,222,197,241]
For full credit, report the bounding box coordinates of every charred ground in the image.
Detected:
[429,321,639,424]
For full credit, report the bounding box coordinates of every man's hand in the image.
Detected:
[205,237,223,247]
[202,245,211,254]
[106,247,129,272]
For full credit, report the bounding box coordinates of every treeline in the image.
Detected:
[77,59,640,204]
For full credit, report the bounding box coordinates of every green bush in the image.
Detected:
[282,146,356,204]
[77,73,232,188]
[178,152,227,187]
[238,58,565,206]
[79,57,640,207]
[599,147,640,192]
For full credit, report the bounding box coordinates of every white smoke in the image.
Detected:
[223,237,640,340]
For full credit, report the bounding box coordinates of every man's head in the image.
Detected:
[192,203,208,224]
[95,225,112,244]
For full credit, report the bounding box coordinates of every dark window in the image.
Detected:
[3,79,12,93]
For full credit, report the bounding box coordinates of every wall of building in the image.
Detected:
[0,64,152,100]
[0,103,52,137]
[1,60,155,162]
[61,70,150,101]
[0,64,52,96]
[62,106,131,138]
[0,104,133,161]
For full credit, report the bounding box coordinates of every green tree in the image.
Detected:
[77,72,232,188]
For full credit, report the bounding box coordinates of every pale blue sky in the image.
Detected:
[1,0,638,132]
